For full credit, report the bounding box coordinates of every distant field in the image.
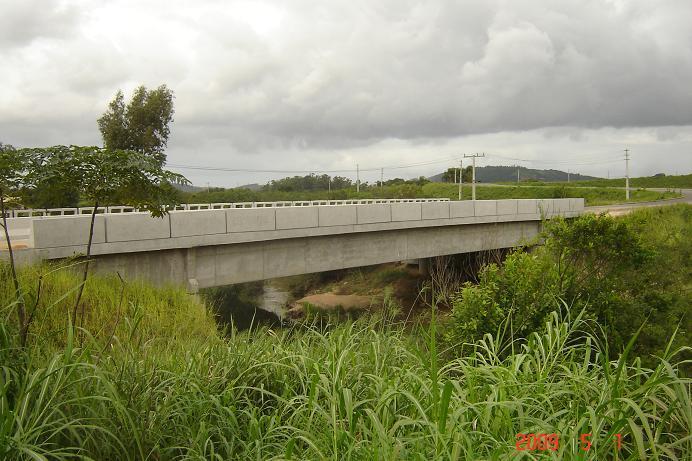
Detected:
[185,182,681,206]
[423,183,680,206]
[498,173,692,189]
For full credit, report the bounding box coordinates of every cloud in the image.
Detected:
[0,0,690,181]
[0,0,81,48]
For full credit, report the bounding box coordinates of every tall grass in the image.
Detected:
[1,266,690,459]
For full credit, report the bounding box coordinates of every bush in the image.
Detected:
[446,251,561,347]
[446,206,691,362]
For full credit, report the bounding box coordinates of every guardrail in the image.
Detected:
[4,198,450,218]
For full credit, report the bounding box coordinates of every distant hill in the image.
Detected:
[429,165,598,183]
[172,183,206,193]
[237,183,262,191]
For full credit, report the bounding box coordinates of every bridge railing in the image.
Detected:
[4,198,450,218]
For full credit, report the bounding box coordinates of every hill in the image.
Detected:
[429,165,598,183]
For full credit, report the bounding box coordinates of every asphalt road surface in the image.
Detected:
[586,188,691,215]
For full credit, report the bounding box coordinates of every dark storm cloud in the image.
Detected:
[170,0,692,150]
[0,0,691,177]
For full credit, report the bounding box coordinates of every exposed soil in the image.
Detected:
[286,293,374,318]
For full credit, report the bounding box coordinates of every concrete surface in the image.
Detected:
[2,199,585,291]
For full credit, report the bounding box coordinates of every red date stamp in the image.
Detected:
[515,433,559,451]
[515,433,623,452]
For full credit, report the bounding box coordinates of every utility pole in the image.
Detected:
[624,148,630,200]
[517,167,520,183]
[328,176,331,194]
[380,168,384,192]
[458,159,463,200]
[356,164,360,193]
[453,167,457,185]
[567,170,570,183]
[464,153,485,200]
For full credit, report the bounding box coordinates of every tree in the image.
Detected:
[97,85,175,165]
[0,142,30,344]
[22,146,188,329]
[441,166,472,183]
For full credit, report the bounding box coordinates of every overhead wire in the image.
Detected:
[165,150,626,179]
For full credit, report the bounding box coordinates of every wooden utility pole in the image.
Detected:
[463,153,485,200]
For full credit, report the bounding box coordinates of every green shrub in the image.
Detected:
[446,206,691,362]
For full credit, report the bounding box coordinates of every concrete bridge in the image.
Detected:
[2,198,584,292]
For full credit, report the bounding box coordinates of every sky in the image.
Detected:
[1,0,691,187]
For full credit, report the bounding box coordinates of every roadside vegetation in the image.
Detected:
[447,204,691,366]
[184,181,679,206]
[501,173,692,189]
[1,205,690,459]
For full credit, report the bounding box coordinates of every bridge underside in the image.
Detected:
[89,220,541,291]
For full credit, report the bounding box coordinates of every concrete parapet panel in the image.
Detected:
[422,201,450,220]
[318,205,357,227]
[569,198,584,212]
[391,202,422,221]
[32,216,106,248]
[170,210,226,237]
[517,199,539,215]
[276,207,318,230]
[496,200,518,215]
[356,204,391,224]
[227,208,276,232]
[5,217,35,232]
[474,201,497,216]
[450,201,474,218]
[537,200,555,217]
[106,214,170,242]
[554,199,571,214]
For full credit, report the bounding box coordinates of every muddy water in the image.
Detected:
[259,282,290,319]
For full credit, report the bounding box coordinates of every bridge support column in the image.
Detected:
[418,258,430,277]
[186,248,199,294]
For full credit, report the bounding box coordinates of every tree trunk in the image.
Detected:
[72,201,98,329]
[0,193,27,344]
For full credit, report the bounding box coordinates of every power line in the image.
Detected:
[166,153,462,175]
[166,150,627,186]
[485,152,622,166]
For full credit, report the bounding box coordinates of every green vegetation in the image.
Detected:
[447,205,691,364]
[502,173,692,189]
[98,84,175,165]
[185,181,679,206]
[1,206,690,459]
[1,264,690,459]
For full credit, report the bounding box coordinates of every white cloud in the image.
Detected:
[0,0,690,184]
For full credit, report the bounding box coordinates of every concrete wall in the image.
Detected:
[92,220,542,289]
[25,198,583,254]
[2,199,586,288]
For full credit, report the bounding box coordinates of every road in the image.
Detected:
[585,188,691,215]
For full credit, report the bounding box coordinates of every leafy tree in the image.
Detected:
[97,85,175,165]
[0,142,29,343]
[441,166,472,183]
[263,174,353,192]
[22,146,188,328]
